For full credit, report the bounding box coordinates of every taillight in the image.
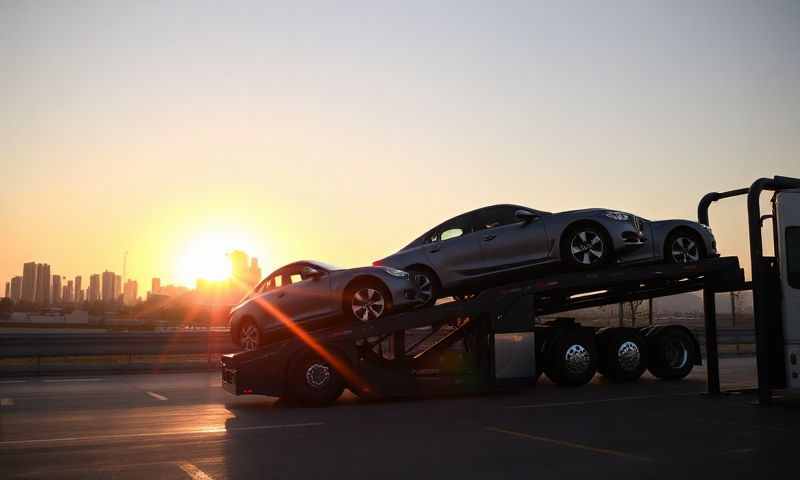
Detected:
[372,260,382,266]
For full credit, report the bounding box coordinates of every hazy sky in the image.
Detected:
[2,1,799,291]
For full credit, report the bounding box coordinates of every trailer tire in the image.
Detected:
[597,329,648,383]
[285,351,346,406]
[647,329,695,380]
[545,331,597,387]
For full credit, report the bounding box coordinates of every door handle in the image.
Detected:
[429,246,441,253]
[484,234,496,242]
[276,292,286,298]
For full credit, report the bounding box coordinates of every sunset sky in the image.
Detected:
[2,1,799,291]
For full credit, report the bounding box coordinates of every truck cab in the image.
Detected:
[776,189,800,389]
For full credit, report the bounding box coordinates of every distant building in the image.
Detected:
[230,250,249,286]
[249,257,262,285]
[22,262,37,302]
[102,271,115,303]
[10,276,22,302]
[35,263,51,304]
[151,278,161,295]
[74,276,82,302]
[3,281,8,299]
[123,279,138,306]
[51,275,62,303]
[65,280,74,303]
[88,274,101,302]
[114,274,122,301]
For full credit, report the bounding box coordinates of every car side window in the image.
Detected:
[273,275,283,288]
[440,228,464,241]
[474,206,522,230]
[428,214,472,243]
[259,278,273,293]
[289,273,303,284]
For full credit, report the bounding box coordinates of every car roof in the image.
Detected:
[266,260,342,278]
[400,204,551,250]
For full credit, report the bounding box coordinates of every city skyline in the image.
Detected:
[2,248,262,305]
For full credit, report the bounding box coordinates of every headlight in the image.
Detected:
[378,266,410,279]
[604,211,630,221]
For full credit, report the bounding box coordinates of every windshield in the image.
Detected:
[308,260,342,272]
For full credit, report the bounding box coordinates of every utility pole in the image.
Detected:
[731,291,739,354]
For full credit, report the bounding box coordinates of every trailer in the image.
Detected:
[221,175,800,406]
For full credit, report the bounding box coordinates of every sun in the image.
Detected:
[175,231,257,286]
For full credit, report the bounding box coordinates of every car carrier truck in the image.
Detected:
[221,176,800,406]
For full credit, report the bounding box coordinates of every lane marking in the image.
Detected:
[1,398,14,407]
[0,422,325,447]
[146,391,168,401]
[10,456,225,477]
[42,378,104,383]
[0,380,27,384]
[486,427,653,462]
[507,391,701,409]
[177,461,215,480]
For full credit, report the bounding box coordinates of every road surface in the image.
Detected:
[1,357,796,479]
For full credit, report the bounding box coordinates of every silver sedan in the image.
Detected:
[230,260,419,350]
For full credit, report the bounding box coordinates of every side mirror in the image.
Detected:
[515,209,538,224]
[302,266,323,280]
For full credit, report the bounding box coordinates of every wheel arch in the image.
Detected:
[232,314,257,343]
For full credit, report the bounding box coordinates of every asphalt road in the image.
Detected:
[1,357,796,479]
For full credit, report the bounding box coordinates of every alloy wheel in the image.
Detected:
[570,231,605,265]
[351,288,386,322]
[413,273,434,305]
[240,323,260,351]
[671,237,700,263]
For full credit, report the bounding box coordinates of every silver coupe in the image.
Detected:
[375,204,717,306]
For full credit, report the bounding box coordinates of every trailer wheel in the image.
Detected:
[597,329,648,382]
[285,351,345,406]
[647,329,695,380]
[545,332,597,387]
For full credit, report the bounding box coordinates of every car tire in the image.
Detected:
[285,351,346,406]
[406,267,441,308]
[544,331,598,387]
[345,280,392,324]
[597,329,648,383]
[238,318,262,351]
[561,224,612,269]
[647,329,695,380]
[664,230,704,264]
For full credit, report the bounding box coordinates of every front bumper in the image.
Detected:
[380,274,421,309]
